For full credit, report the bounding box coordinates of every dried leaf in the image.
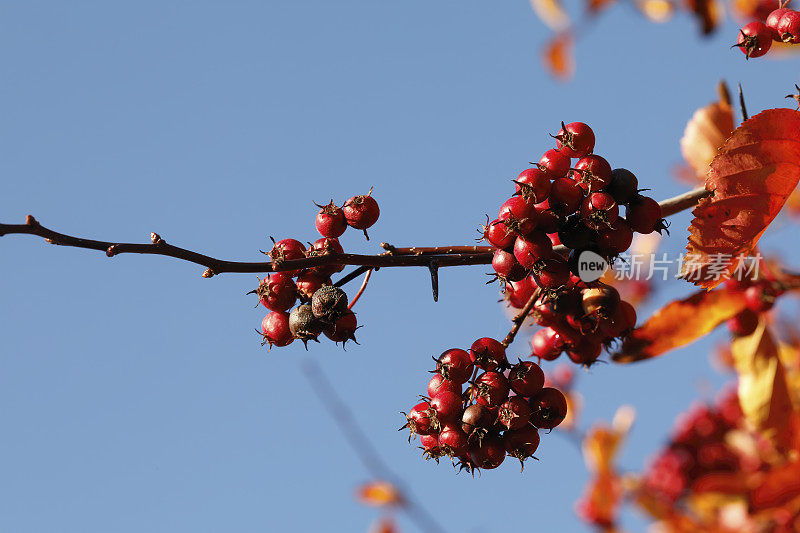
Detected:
[731,321,799,451]
[685,0,724,36]
[637,0,675,22]
[613,288,747,363]
[357,481,404,507]
[529,0,570,31]
[542,32,574,82]
[680,82,735,181]
[680,109,800,289]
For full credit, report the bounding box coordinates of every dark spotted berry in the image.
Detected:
[311,285,349,322]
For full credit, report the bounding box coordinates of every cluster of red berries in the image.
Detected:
[735,3,800,58]
[257,191,380,349]
[642,389,745,503]
[484,121,658,366]
[401,337,568,473]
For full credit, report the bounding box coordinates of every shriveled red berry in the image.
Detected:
[626,195,665,234]
[504,425,540,470]
[469,337,507,371]
[472,371,510,407]
[498,196,539,235]
[261,311,294,348]
[580,192,619,230]
[436,348,474,384]
[529,387,568,429]
[736,21,773,57]
[269,238,306,276]
[315,200,347,238]
[513,231,555,269]
[498,396,533,430]
[492,249,527,282]
[323,311,359,346]
[427,373,462,398]
[777,10,800,43]
[482,219,515,250]
[257,272,298,312]
[343,192,380,237]
[606,168,639,204]
[311,284,349,322]
[514,167,551,203]
[572,154,612,192]
[549,177,585,215]
[509,361,545,397]
[469,434,505,469]
[531,327,564,361]
[555,121,595,158]
[538,149,572,178]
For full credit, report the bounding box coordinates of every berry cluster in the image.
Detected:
[734,2,799,58]
[401,337,568,473]
[257,191,380,349]
[642,389,745,502]
[484,121,658,366]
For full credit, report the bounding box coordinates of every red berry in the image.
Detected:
[565,336,603,366]
[419,434,444,461]
[315,200,347,238]
[508,361,545,397]
[482,219,516,250]
[744,283,777,313]
[429,390,464,424]
[504,425,540,469]
[727,309,759,336]
[295,272,331,301]
[307,237,345,276]
[597,218,634,255]
[572,154,612,192]
[529,387,568,429]
[498,196,539,235]
[343,192,380,236]
[469,337,507,371]
[555,121,595,158]
[498,396,533,430]
[538,149,572,178]
[777,10,800,43]
[260,311,294,348]
[461,403,497,442]
[767,8,791,40]
[535,203,561,234]
[513,231,555,269]
[427,374,462,398]
[600,300,637,338]
[606,168,639,204]
[257,272,298,312]
[504,276,538,309]
[469,434,505,470]
[736,21,773,57]
[402,401,435,437]
[492,249,527,282]
[548,177,585,215]
[557,215,593,250]
[531,327,564,361]
[323,311,359,346]
[582,285,621,318]
[472,371,510,407]
[514,167,551,203]
[580,192,619,230]
[436,348,474,384]
[532,257,571,290]
[270,238,307,276]
[626,195,665,234]
[438,424,469,457]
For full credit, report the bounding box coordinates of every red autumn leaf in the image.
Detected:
[357,480,404,507]
[612,288,747,363]
[542,32,574,82]
[750,459,800,511]
[680,109,800,290]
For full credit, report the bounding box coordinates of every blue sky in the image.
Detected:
[1,2,799,532]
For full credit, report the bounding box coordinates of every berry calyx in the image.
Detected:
[572,154,612,192]
[469,337,507,371]
[498,196,539,236]
[482,219,516,250]
[580,192,619,230]
[461,403,496,443]
[401,401,436,437]
[514,167,551,204]
[497,396,533,430]
[735,21,773,58]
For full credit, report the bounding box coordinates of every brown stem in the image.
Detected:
[0,187,709,277]
[500,290,541,348]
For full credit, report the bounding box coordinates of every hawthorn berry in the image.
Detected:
[314,200,347,238]
[777,9,800,43]
[557,215,593,250]
[535,200,561,233]
[735,21,773,57]
[581,285,621,319]
[492,249,527,282]
[295,272,331,301]
[504,425,540,470]
[472,371,510,407]
[498,396,533,430]
[311,285,349,322]
[468,434,505,469]
[513,231,555,269]
[767,7,792,40]
[269,238,306,276]
[419,434,444,462]
[572,154,612,192]
[482,219,516,250]
[529,387,568,429]
[727,309,759,337]
[626,195,666,234]
[438,425,469,457]
[461,403,496,443]
[514,167,551,203]
[469,337,507,371]
[565,336,603,366]
[343,192,380,238]
[323,311,359,346]
[260,311,294,348]
[554,121,595,158]
[427,374,462,398]
[548,177,585,215]
[580,192,619,230]
[256,272,298,312]
[498,196,539,235]
[402,401,436,437]
[429,390,464,425]
[538,148,572,178]
[744,283,777,313]
[532,257,571,290]
[504,276,538,309]
[530,327,564,361]
[436,348,474,384]
[605,168,639,204]
[597,218,634,256]
[288,304,324,346]
[307,237,345,276]
[508,361,545,397]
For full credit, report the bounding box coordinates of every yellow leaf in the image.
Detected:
[637,0,675,22]
[357,480,404,507]
[679,81,734,182]
[541,32,574,82]
[731,321,798,451]
[529,0,570,31]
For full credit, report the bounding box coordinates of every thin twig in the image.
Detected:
[500,290,541,348]
[348,269,373,309]
[738,82,749,122]
[301,360,447,533]
[1,187,709,277]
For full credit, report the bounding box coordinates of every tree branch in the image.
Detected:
[0,187,709,277]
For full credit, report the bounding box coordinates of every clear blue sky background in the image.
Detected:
[2,2,799,532]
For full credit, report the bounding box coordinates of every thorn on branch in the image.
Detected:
[428,260,439,303]
[25,215,38,226]
[738,82,749,122]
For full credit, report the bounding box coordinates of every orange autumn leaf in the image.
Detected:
[582,406,635,474]
[680,109,800,290]
[529,0,570,31]
[750,460,800,511]
[586,0,618,14]
[368,516,399,533]
[357,480,404,507]
[679,82,735,182]
[542,32,574,82]
[613,288,747,363]
[636,0,675,22]
[684,0,724,36]
[731,321,799,451]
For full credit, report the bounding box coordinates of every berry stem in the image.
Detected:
[0,187,710,277]
[500,289,541,348]
[347,268,373,310]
